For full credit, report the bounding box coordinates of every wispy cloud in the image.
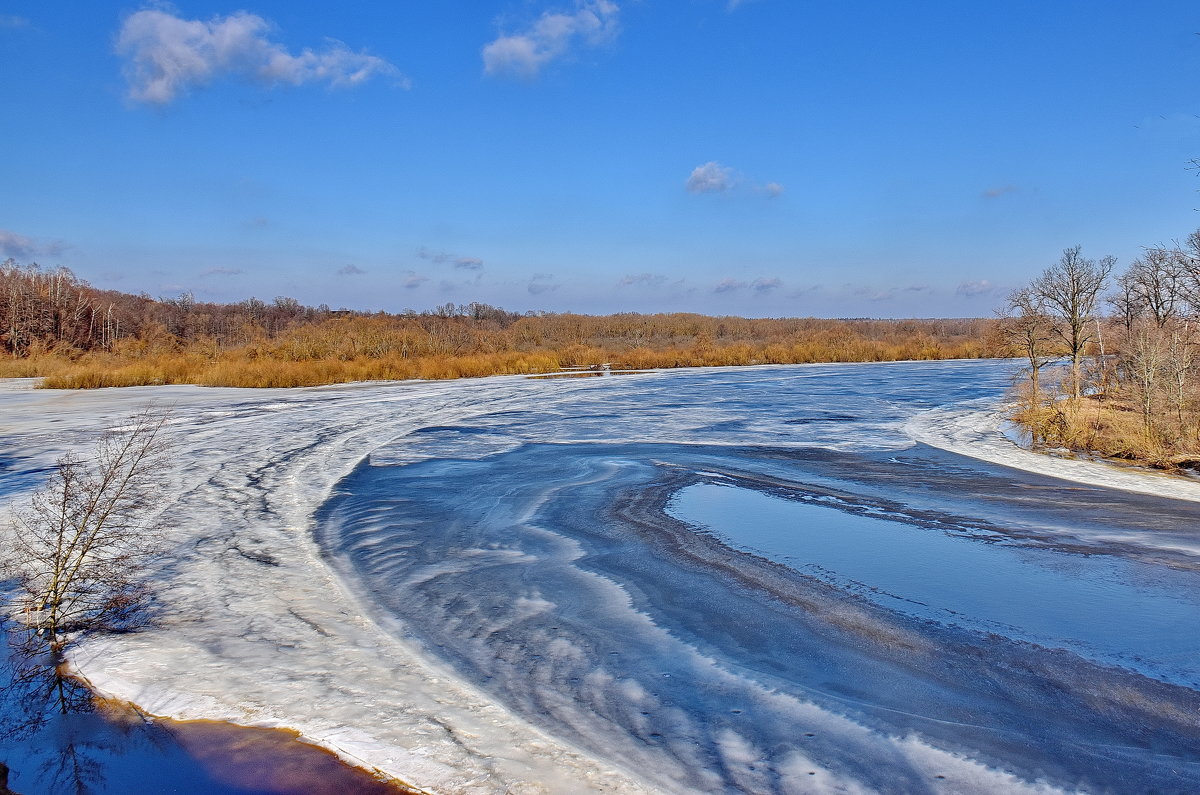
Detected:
[956,279,994,297]
[687,162,783,197]
[619,272,668,287]
[850,284,933,302]
[982,185,1017,199]
[116,8,404,105]
[714,278,747,293]
[482,1,620,79]
[418,247,484,270]
[200,267,242,277]
[713,276,783,294]
[417,247,453,264]
[0,230,40,260]
[338,264,366,276]
[0,229,68,260]
[0,15,29,28]
[403,272,428,289]
[528,273,559,295]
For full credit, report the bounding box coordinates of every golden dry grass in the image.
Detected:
[1013,396,1200,470]
[16,314,989,390]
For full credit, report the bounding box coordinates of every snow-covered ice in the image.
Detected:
[0,359,1196,793]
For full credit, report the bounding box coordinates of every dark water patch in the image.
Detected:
[410,425,493,435]
[783,414,859,424]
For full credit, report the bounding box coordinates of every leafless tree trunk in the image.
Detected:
[2,407,171,658]
[1124,320,1168,434]
[1000,287,1057,405]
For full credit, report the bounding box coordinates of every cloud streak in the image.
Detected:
[115,9,404,105]
[0,230,67,260]
[956,279,994,297]
[482,1,619,79]
[713,276,783,294]
[418,247,485,271]
[982,185,1017,199]
[619,273,668,287]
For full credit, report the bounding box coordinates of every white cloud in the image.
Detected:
[403,273,428,289]
[482,1,619,79]
[751,277,782,293]
[455,257,484,270]
[115,9,404,105]
[0,15,29,28]
[338,264,366,276]
[687,162,783,197]
[687,161,735,194]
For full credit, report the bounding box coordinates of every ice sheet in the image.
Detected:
[0,361,1196,793]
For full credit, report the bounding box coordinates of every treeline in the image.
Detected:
[1000,232,1200,468]
[1,259,995,389]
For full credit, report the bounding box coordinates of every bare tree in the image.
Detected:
[1034,246,1115,398]
[1124,320,1169,433]
[1123,248,1185,328]
[1000,287,1057,404]
[1163,319,1196,431]
[2,407,170,658]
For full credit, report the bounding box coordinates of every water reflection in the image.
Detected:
[1,626,127,794]
[0,622,408,794]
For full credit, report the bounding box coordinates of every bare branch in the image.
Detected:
[2,405,172,657]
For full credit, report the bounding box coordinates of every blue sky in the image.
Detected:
[2,1,1199,318]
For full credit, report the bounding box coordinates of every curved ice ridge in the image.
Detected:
[907,397,1200,505]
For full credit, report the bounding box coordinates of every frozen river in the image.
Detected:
[2,360,1199,793]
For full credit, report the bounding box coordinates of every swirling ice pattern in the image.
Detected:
[2,360,1198,793]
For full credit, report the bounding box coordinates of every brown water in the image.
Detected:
[0,632,416,795]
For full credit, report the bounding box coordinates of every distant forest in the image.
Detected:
[0,260,996,388]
